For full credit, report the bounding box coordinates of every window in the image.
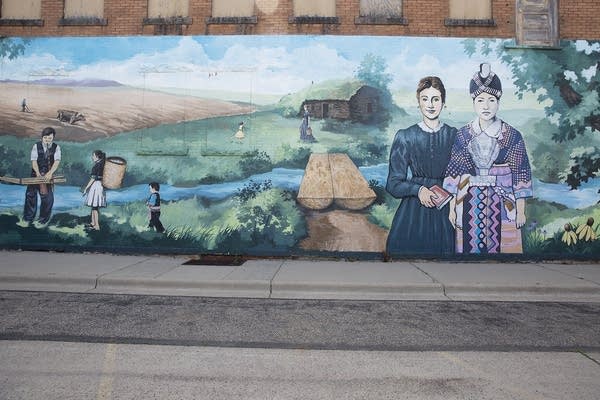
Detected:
[0,0,42,25]
[294,0,336,17]
[515,0,559,47]
[144,0,191,29]
[290,0,338,24]
[445,0,494,26]
[60,0,106,26]
[356,0,406,25]
[148,0,189,18]
[206,0,257,24]
[212,0,254,18]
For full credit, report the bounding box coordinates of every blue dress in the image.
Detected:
[386,122,457,256]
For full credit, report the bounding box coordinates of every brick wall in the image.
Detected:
[0,0,598,39]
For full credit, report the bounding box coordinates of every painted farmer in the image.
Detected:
[443,63,533,253]
[23,127,61,225]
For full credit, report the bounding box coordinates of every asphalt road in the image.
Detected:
[1,291,599,351]
[2,341,600,400]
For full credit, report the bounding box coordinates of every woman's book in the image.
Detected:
[430,184,453,209]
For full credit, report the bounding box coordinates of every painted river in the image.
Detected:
[1,164,598,210]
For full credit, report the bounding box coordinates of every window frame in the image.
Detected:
[514,0,559,48]
[143,0,192,26]
[59,0,107,26]
[289,0,339,25]
[355,0,407,25]
[445,0,495,27]
[206,0,257,25]
[0,0,43,26]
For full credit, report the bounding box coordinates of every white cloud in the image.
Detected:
[64,39,357,95]
[388,48,515,93]
[0,53,70,80]
[2,37,520,99]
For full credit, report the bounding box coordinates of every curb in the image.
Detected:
[270,281,447,300]
[93,276,272,298]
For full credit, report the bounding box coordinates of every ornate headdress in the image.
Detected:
[469,63,502,99]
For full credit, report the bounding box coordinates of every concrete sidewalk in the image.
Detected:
[1,250,599,302]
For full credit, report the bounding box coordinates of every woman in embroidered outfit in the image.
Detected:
[443,64,533,254]
[82,150,107,231]
[386,76,457,256]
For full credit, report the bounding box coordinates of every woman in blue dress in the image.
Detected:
[386,77,457,256]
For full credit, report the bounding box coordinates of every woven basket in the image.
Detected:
[102,156,127,189]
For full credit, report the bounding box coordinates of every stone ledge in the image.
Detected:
[143,16,192,25]
[205,16,257,24]
[354,16,407,25]
[0,19,43,26]
[289,16,340,25]
[58,17,108,26]
[444,18,496,27]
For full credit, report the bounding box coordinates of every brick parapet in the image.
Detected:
[0,1,597,39]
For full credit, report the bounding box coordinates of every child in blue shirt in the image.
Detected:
[146,182,165,233]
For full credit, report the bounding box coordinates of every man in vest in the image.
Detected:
[23,127,61,225]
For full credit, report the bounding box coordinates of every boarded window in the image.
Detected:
[1,0,41,19]
[148,0,189,18]
[64,0,104,18]
[212,0,254,18]
[448,0,491,20]
[293,0,336,17]
[516,0,558,47]
[359,0,402,18]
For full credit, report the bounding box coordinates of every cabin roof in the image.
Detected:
[278,79,367,112]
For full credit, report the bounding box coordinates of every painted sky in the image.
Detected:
[0,36,596,97]
[0,36,506,93]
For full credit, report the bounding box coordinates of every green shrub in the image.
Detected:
[235,189,306,248]
[238,150,273,176]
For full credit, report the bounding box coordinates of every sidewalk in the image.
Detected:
[1,250,599,302]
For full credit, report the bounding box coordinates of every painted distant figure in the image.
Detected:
[443,63,533,253]
[299,104,315,142]
[21,98,31,112]
[234,121,245,139]
[386,77,457,256]
[82,150,107,231]
[147,182,165,233]
[23,127,61,226]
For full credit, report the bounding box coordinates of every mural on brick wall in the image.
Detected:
[0,36,598,258]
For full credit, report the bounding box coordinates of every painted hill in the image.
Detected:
[1,78,123,87]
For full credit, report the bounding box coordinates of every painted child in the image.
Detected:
[82,150,106,230]
[147,182,165,233]
[234,121,245,139]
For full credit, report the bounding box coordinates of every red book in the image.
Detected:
[429,184,453,209]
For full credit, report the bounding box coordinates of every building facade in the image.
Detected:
[0,1,597,40]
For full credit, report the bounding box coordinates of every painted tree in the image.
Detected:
[355,53,396,128]
[463,39,600,189]
[0,37,28,60]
